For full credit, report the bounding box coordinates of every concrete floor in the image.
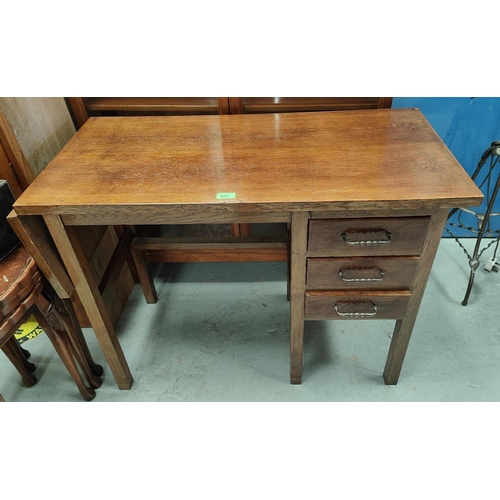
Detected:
[2,237,500,402]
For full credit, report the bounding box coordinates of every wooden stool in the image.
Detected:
[0,245,104,401]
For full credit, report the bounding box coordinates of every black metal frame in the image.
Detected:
[446,141,500,305]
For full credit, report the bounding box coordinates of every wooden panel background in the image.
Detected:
[0,98,76,179]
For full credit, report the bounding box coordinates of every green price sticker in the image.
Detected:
[216,192,236,199]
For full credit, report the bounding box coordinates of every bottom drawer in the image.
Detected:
[305,291,410,320]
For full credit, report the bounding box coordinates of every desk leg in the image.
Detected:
[290,211,309,384]
[383,208,448,385]
[9,213,75,299]
[44,215,133,390]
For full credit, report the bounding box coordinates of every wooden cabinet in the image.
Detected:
[67,97,392,127]
[66,97,231,129]
[227,97,392,114]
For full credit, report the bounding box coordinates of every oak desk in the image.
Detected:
[12,109,483,390]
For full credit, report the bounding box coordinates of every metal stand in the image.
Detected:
[446,141,500,305]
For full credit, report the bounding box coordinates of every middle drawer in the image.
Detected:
[306,256,419,290]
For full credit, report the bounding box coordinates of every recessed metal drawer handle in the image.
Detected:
[338,270,385,283]
[341,232,392,246]
[333,304,378,317]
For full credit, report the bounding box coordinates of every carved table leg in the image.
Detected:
[62,298,104,377]
[20,345,31,359]
[33,292,99,401]
[55,303,103,388]
[33,308,96,401]
[41,282,103,386]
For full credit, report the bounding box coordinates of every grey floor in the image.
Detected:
[2,237,500,402]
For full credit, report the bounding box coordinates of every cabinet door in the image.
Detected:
[228,97,392,114]
[67,97,230,129]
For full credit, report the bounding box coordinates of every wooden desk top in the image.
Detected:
[14,109,483,215]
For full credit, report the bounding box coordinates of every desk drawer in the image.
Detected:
[307,217,430,257]
[306,256,419,290]
[305,291,411,320]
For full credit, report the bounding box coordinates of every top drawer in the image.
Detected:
[307,217,430,257]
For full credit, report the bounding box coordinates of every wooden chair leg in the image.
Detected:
[14,340,36,373]
[20,345,31,359]
[39,284,105,392]
[32,305,97,402]
[62,298,104,377]
[54,300,103,388]
[2,337,37,387]
[33,293,99,401]
[39,281,104,382]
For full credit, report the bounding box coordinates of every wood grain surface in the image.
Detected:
[13,109,483,217]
